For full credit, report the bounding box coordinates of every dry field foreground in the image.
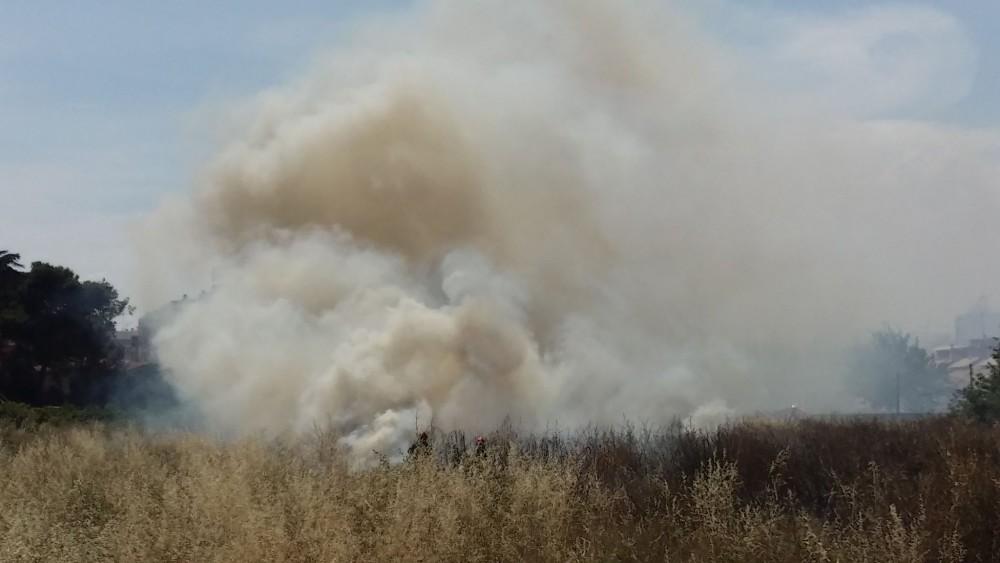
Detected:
[0,418,998,562]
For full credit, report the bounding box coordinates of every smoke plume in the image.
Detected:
[140,0,1000,460]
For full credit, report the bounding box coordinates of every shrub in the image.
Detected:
[0,401,118,427]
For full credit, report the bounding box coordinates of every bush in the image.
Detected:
[0,401,118,427]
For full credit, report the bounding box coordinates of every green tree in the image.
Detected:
[848,328,949,412]
[951,339,1000,422]
[0,250,23,273]
[0,258,130,405]
[0,251,26,326]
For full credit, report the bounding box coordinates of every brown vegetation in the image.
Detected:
[0,417,998,562]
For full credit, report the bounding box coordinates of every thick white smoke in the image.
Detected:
[140,0,1000,460]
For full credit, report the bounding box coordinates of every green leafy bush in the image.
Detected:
[0,401,118,427]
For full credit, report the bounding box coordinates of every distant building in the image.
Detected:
[931,299,999,390]
[955,299,1000,345]
[114,293,195,370]
[933,338,996,388]
[114,329,152,369]
[946,355,996,387]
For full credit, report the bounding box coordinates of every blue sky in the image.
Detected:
[694,0,1000,124]
[1,0,997,310]
[1,1,405,287]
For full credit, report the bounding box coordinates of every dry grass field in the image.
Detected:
[0,417,997,562]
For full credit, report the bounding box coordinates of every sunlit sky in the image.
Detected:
[1,1,997,324]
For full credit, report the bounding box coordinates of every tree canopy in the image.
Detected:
[848,328,949,413]
[0,251,131,405]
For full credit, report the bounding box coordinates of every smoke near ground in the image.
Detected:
[139,0,1000,460]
